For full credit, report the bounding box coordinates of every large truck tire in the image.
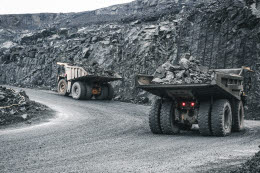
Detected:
[95,85,108,100]
[211,99,232,136]
[72,81,86,100]
[232,100,244,132]
[160,101,180,135]
[148,98,162,134]
[58,79,69,96]
[198,102,212,136]
[106,83,114,100]
[85,83,92,100]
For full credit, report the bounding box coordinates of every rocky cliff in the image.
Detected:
[0,0,260,118]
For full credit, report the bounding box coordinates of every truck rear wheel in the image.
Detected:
[58,79,69,96]
[72,81,86,100]
[211,99,232,136]
[85,83,92,100]
[198,102,212,136]
[95,85,108,100]
[106,84,114,100]
[149,98,162,134]
[232,100,244,132]
[160,101,180,135]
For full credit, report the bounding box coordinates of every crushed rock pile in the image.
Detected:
[152,55,215,85]
[0,86,48,125]
[73,61,117,77]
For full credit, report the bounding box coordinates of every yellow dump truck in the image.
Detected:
[136,67,253,136]
[57,62,122,100]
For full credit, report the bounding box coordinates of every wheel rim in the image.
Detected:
[224,107,231,130]
[60,83,65,93]
[75,87,79,95]
[73,86,79,96]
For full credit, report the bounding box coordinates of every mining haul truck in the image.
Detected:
[57,62,122,100]
[136,67,253,137]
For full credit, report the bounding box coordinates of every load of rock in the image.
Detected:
[73,61,116,77]
[0,86,48,125]
[152,55,215,85]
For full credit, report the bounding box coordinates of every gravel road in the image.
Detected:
[0,88,260,173]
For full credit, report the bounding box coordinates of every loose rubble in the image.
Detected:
[0,86,50,125]
[152,54,215,85]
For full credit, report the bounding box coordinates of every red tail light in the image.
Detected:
[182,102,186,107]
[191,102,195,107]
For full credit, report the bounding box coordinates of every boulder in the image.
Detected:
[179,58,190,69]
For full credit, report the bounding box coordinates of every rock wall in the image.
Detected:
[0,0,260,117]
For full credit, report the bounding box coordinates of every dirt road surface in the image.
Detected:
[0,87,260,173]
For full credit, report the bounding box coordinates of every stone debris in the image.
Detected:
[0,86,28,107]
[152,55,215,85]
[0,86,47,125]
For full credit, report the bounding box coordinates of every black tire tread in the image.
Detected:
[160,101,179,135]
[85,83,92,100]
[198,102,212,136]
[58,79,69,96]
[148,98,162,134]
[232,100,244,132]
[106,83,114,100]
[72,81,86,100]
[211,99,232,136]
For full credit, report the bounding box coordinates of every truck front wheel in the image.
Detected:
[72,82,86,100]
[58,79,69,96]
[160,101,180,135]
[211,99,232,136]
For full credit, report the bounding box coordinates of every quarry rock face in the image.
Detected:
[0,0,260,116]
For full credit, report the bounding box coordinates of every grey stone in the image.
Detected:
[0,94,5,101]
[154,66,166,79]
[176,70,185,79]
[198,66,209,73]
[179,58,190,69]
[10,109,15,115]
[184,77,192,84]
[21,114,28,119]
[162,61,174,71]
[152,78,164,83]
[189,56,196,62]
[20,107,26,112]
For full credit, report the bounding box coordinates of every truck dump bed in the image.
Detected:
[57,62,122,82]
[136,67,251,100]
